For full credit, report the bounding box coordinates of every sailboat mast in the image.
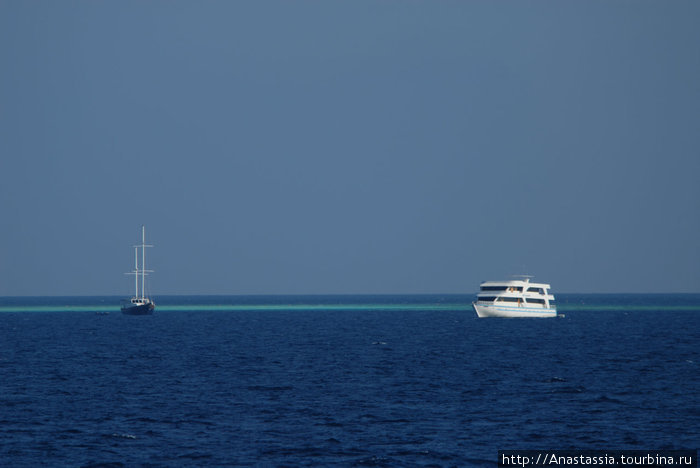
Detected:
[141,225,146,300]
[134,246,139,298]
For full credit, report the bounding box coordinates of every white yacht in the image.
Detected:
[121,226,155,315]
[473,276,556,318]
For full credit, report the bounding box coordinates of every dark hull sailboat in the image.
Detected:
[122,226,155,315]
[121,299,155,315]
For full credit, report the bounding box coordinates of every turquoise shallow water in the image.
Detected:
[1,294,699,313]
[0,301,466,313]
[0,294,698,466]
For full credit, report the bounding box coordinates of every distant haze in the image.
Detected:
[1,2,699,295]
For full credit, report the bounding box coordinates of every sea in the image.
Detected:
[0,294,698,467]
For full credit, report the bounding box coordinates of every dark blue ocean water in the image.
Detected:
[0,294,698,467]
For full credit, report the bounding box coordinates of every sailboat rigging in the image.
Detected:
[121,225,155,315]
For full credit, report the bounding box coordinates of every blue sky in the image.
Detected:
[1,1,699,295]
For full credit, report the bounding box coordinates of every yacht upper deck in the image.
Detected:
[479,278,551,292]
[476,277,556,307]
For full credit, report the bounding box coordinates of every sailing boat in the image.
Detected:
[121,225,155,315]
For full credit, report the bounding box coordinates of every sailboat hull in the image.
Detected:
[121,302,155,315]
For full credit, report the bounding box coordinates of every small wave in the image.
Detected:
[175,418,216,427]
[2,398,35,407]
[391,449,457,461]
[590,394,625,405]
[177,451,213,460]
[60,428,82,435]
[551,385,586,394]
[80,462,125,468]
[127,416,159,423]
[109,433,136,440]
[377,418,411,424]
[260,446,325,458]
[354,455,400,466]
[544,376,567,383]
[318,420,343,427]
[463,457,496,467]
[246,385,294,392]
[524,432,546,441]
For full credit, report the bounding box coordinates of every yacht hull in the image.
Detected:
[121,302,155,315]
[473,303,556,318]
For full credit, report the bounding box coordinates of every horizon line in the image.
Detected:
[2,291,700,299]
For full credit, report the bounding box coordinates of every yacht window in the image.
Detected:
[478,296,497,302]
[499,297,520,303]
[527,288,543,294]
[528,298,545,305]
[481,286,508,292]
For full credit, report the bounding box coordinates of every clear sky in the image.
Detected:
[1,1,699,296]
